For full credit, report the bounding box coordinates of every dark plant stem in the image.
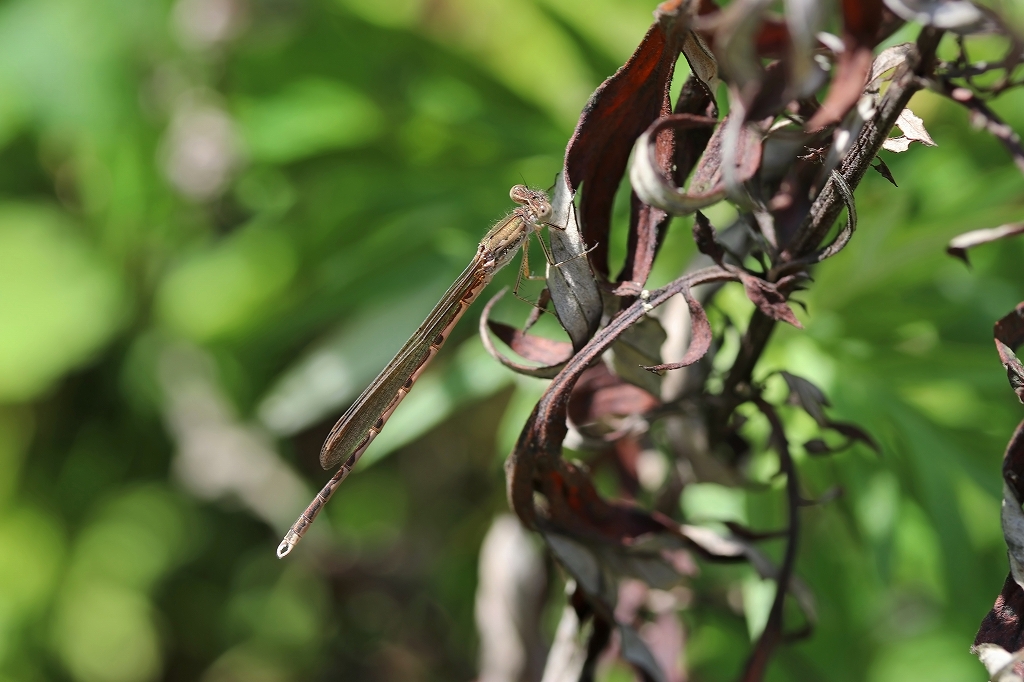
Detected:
[741,399,802,682]
[934,77,1024,176]
[712,27,945,435]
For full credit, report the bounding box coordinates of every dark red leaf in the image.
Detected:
[617,67,719,291]
[692,210,725,263]
[805,0,884,130]
[841,0,885,44]
[479,290,569,379]
[487,320,573,365]
[689,112,764,197]
[565,9,692,279]
[740,274,803,328]
[997,340,1024,405]
[973,573,1024,673]
[805,46,874,130]
[754,17,791,58]
[503,266,734,527]
[996,303,1024,349]
[643,286,713,372]
[568,364,660,427]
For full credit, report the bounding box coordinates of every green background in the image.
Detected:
[0,0,1023,680]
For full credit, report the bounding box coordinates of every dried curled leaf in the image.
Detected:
[882,107,937,152]
[948,223,1024,264]
[871,158,899,186]
[487,320,574,365]
[868,42,915,87]
[479,289,568,379]
[630,113,762,216]
[692,211,726,264]
[630,114,722,215]
[564,9,694,278]
[996,304,1024,403]
[804,0,890,130]
[644,285,713,373]
[740,273,803,328]
[568,364,660,429]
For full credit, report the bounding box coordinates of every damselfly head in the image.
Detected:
[509,184,552,224]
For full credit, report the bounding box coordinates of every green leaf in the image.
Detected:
[236,79,381,164]
[0,204,125,401]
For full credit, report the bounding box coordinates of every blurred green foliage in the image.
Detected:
[0,0,1023,680]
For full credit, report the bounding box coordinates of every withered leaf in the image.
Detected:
[565,10,692,278]
[1003,425,1024,596]
[996,304,1024,403]
[630,114,722,216]
[948,223,1024,265]
[997,340,1024,404]
[882,108,937,152]
[568,364,660,427]
[805,0,892,130]
[643,286,713,373]
[895,107,937,145]
[973,575,1024,678]
[871,158,899,186]
[997,303,1024,351]
[487,320,574,365]
[1003,420,1024,502]
[479,289,568,379]
[975,423,1024,676]
[868,42,914,87]
[740,273,803,328]
[693,211,726,263]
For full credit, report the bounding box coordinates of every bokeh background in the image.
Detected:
[2,0,1024,680]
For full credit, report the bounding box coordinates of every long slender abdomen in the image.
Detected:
[318,260,492,471]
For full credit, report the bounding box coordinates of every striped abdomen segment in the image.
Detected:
[278,190,546,558]
[276,256,494,557]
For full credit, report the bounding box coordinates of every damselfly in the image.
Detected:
[277,185,555,558]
